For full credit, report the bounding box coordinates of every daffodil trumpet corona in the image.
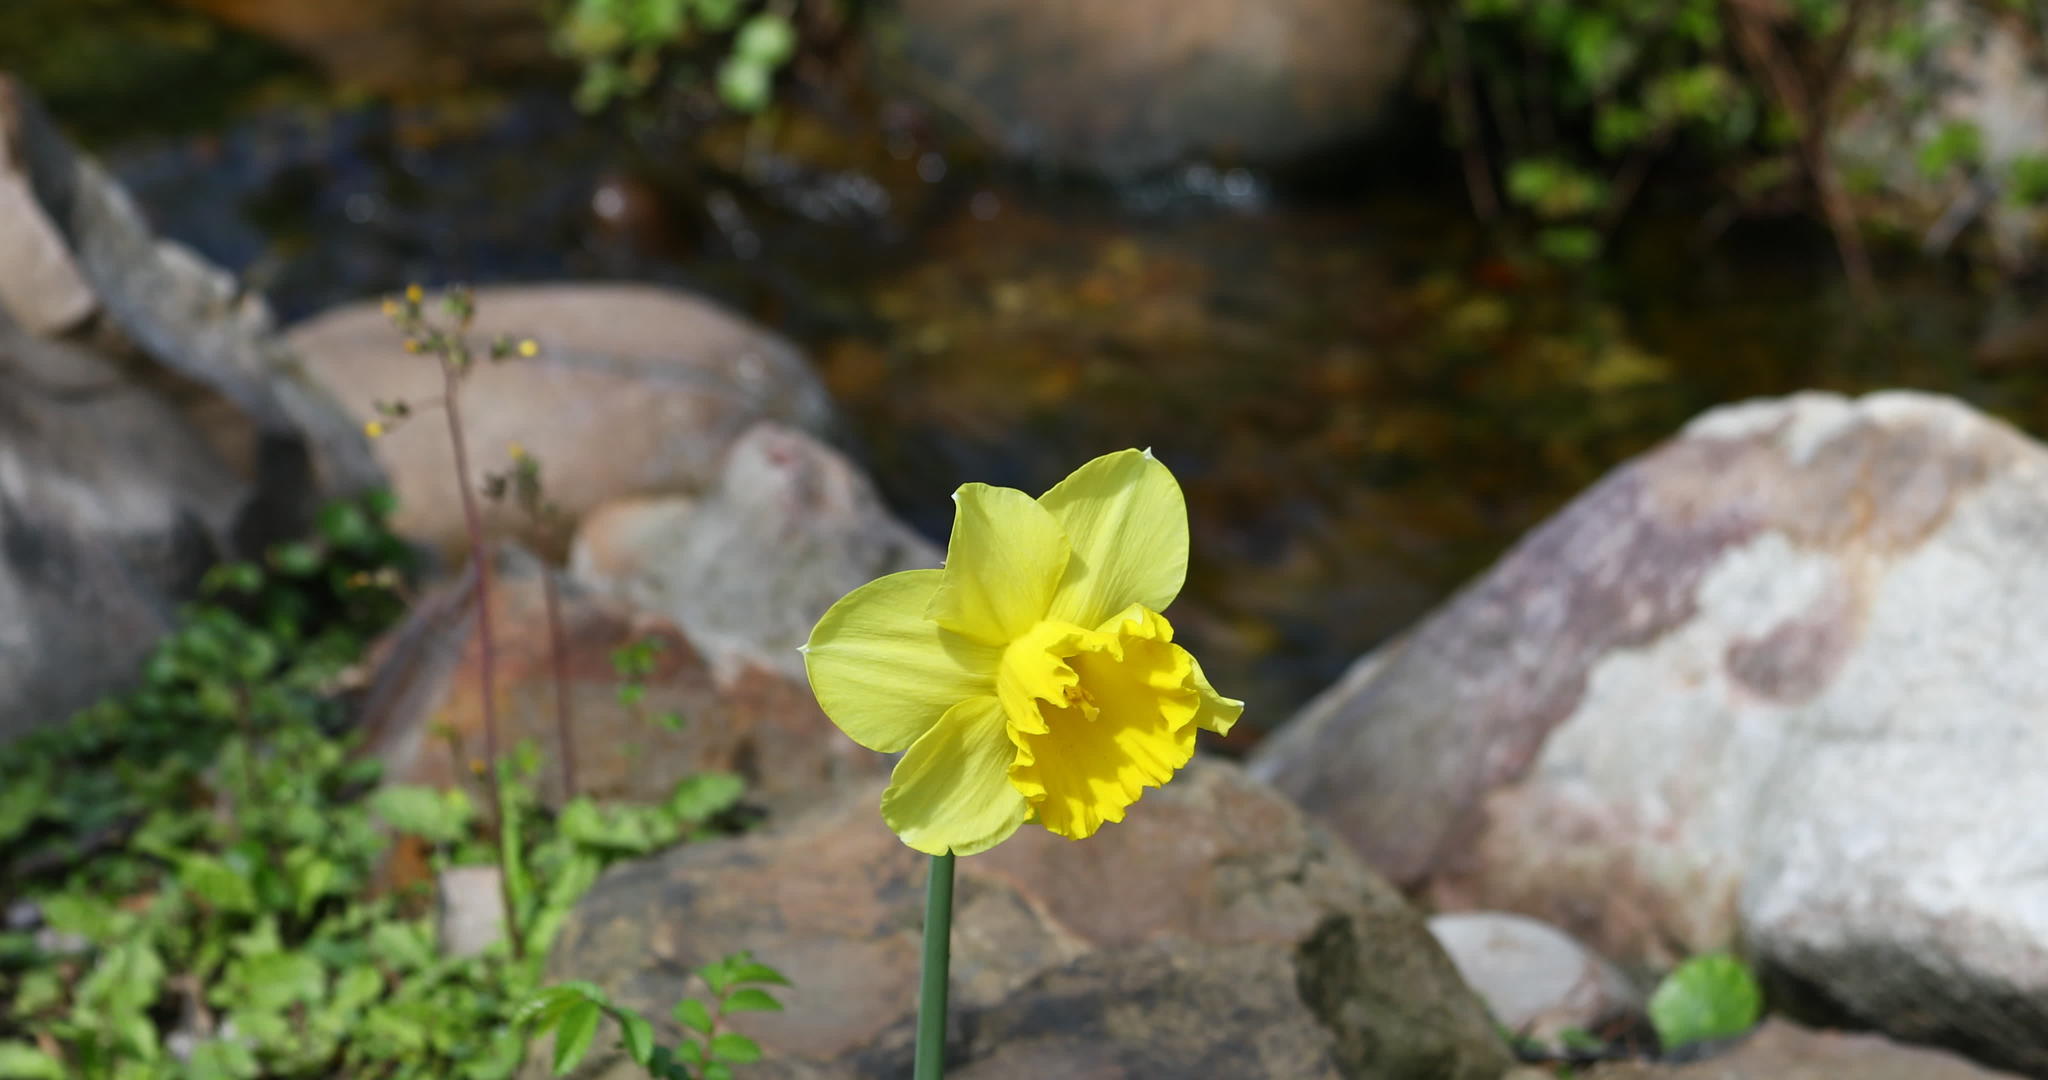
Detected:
[802,448,1244,856]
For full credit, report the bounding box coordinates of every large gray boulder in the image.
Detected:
[0,76,379,739]
[1251,391,2048,1073]
[532,759,1514,1080]
[0,330,240,738]
[0,75,381,510]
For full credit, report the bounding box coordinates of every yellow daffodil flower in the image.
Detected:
[803,449,1242,855]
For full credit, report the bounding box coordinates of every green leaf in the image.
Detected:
[179,854,259,914]
[615,1009,656,1065]
[0,772,48,844]
[516,983,608,1029]
[1648,952,1763,1052]
[717,57,772,113]
[726,960,791,987]
[231,950,328,1012]
[674,997,714,1034]
[0,1042,65,1080]
[1918,119,1985,180]
[734,13,796,67]
[185,1038,261,1080]
[693,0,742,31]
[703,1064,734,1080]
[270,541,324,577]
[370,784,473,845]
[552,1000,602,1075]
[721,987,783,1014]
[667,772,745,823]
[699,955,734,995]
[709,1032,762,1063]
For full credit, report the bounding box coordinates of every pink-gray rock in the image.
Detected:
[1430,912,1642,1046]
[1251,391,2048,1073]
[1586,1018,2026,1080]
[569,423,938,679]
[290,284,837,558]
[888,0,1419,177]
[358,544,885,815]
[529,760,1513,1080]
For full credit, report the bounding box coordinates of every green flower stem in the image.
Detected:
[915,851,956,1080]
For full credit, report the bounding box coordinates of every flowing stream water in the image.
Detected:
[98,92,2048,734]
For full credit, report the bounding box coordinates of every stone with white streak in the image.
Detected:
[1429,912,1642,1046]
[570,423,938,680]
[1252,391,2048,1074]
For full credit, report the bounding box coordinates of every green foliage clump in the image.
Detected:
[1426,0,2030,267]
[1647,952,1763,1053]
[549,0,802,113]
[0,495,770,1079]
[520,952,789,1079]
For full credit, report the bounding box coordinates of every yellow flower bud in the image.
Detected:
[364,420,386,439]
[518,339,539,358]
[405,283,424,304]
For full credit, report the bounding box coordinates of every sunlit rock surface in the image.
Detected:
[289,284,837,558]
[1254,391,2048,1072]
[532,760,1512,1080]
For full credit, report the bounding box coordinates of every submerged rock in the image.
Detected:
[1252,391,2048,1073]
[289,284,837,558]
[886,0,1419,178]
[165,0,551,92]
[570,423,938,680]
[532,759,1512,1079]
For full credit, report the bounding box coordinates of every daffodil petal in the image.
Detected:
[1040,449,1189,628]
[804,569,1000,753]
[1185,652,1243,736]
[881,696,1031,855]
[926,483,1071,646]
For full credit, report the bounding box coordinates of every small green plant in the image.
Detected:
[371,284,541,957]
[1646,951,1763,1053]
[1424,0,2012,287]
[613,636,687,732]
[0,503,766,1078]
[484,442,582,802]
[520,951,789,1079]
[549,0,802,113]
